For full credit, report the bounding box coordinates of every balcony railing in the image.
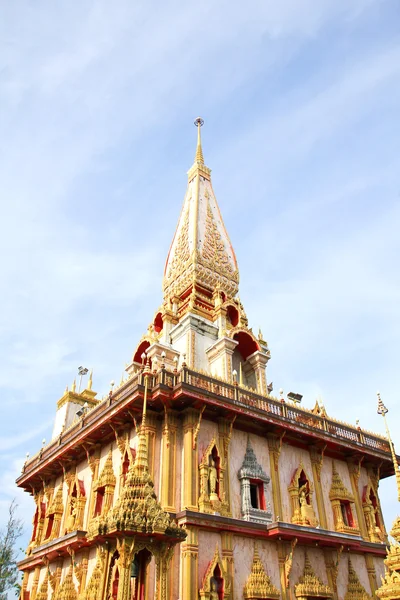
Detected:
[19,365,390,479]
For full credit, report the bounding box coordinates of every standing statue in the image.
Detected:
[208,458,218,500]
[210,577,220,600]
[65,497,77,532]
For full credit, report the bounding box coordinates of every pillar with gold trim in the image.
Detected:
[182,409,199,511]
[267,433,283,520]
[310,445,328,529]
[180,527,198,600]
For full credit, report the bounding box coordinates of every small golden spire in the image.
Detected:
[194,117,204,164]
[87,369,93,390]
[135,360,151,472]
[377,392,400,501]
[71,379,76,393]
[65,385,68,393]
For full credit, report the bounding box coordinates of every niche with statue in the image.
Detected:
[199,546,231,600]
[199,440,230,516]
[288,464,318,527]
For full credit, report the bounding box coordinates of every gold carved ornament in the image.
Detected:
[200,200,236,281]
[329,463,359,534]
[35,572,49,600]
[86,450,116,538]
[81,547,106,600]
[294,552,333,599]
[243,545,280,599]
[53,566,78,600]
[377,516,400,600]
[344,558,372,600]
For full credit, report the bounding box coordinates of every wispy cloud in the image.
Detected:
[1,0,399,537]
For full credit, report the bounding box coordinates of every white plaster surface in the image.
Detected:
[374,555,386,587]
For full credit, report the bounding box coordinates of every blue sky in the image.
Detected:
[1,0,399,551]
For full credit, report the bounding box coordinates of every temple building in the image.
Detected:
[17,119,398,600]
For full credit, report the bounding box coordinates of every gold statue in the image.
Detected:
[209,458,218,500]
[65,497,77,532]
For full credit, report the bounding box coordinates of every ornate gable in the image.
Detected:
[294,552,333,599]
[344,558,372,600]
[243,545,280,599]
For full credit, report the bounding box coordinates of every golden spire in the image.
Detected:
[194,117,204,164]
[71,379,76,393]
[377,392,400,501]
[135,360,151,472]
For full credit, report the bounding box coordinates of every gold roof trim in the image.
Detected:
[243,545,280,599]
[294,552,333,599]
[344,558,372,600]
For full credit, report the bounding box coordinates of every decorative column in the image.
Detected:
[364,554,378,595]
[221,532,234,596]
[116,538,135,600]
[206,337,238,382]
[323,548,342,600]
[218,417,234,516]
[160,410,179,513]
[84,443,101,522]
[180,527,198,600]
[310,445,328,529]
[144,411,158,481]
[182,409,199,511]
[247,350,269,395]
[277,541,288,600]
[267,433,284,520]
[347,460,368,539]
[30,567,40,600]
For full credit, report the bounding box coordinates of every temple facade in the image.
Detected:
[17,120,396,600]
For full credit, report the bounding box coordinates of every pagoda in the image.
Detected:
[17,120,397,600]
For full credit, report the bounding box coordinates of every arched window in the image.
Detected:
[153,312,163,333]
[232,331,260,389]
[133,341,151,365]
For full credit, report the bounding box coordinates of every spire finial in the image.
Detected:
[377,392,400,501]
[194,117,204,164]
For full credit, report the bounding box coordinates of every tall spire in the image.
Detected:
[163,119,239,301]
[194,117,204,164]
